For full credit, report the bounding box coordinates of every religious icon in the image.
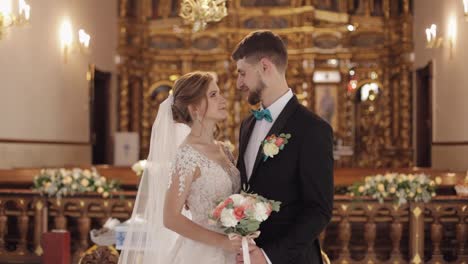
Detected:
[315,85,338,130]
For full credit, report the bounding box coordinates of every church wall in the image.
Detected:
[0,0,117,168]
[413,0,468,170]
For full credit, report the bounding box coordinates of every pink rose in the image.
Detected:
[266,203,273,215]
[234,207,246,220]
[223,198,234,207]
[213,206,223,219]
[213,198,234,219]
[275,138,284,147]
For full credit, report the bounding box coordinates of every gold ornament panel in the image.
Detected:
[117,0,413,167]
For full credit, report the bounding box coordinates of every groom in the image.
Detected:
[233,31,334,264]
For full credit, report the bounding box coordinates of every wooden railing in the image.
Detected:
[0,167,466,263]
[0,190,136,264]
[325,196,468,263]
[0,191,466,264]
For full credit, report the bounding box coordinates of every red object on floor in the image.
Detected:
[41,230,71,264]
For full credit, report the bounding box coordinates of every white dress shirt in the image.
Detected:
[243,89,294,264]
[244,89,294,180]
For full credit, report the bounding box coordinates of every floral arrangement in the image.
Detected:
[209,192,281,264]
[33,168,121,199]
[348,173,441,206]
[261,133,291,161]
[454,172,468,196]
[209,192,281,236]
[131,160,147,177]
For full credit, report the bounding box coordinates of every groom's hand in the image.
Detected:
[236,244,267,264]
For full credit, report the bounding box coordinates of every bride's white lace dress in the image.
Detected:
[166,143,241,264]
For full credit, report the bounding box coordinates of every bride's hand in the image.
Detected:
[221,236,243,253]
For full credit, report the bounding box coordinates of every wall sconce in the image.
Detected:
[448,17,457,58]
[425,24,443,48]
[59,19,91,63]
[0,0,31,40]
[463,0,468,21]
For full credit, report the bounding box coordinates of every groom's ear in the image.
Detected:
[259,58,272,73]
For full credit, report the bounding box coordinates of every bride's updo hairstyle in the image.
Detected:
[171,71,214,125]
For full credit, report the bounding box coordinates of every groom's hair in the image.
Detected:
[232,30,288,72]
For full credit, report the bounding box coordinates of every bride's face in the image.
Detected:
[197,80,228,122]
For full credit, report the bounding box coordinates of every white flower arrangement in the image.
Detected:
[131,160,147,177]
[454,172,468,196]
[33,168,121,199]
[348,173,441,206]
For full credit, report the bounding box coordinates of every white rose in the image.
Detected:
[97,187,104,194]
[385,174,395,182]
[131,163,140,172]
[72,170,81,179]
[83,170,92,178]
[358,186,365,193]
[377,183,385,192]
[389,187,396,194]
[100,176,107,182]
[102,192,110,198]
[263,143,279,158]
[254,203,269,222]
[229,194,245,206]
[435,177,442,185]
[81,178,90,187]
[220,209,238,227]
[94,180,102,187]
[62,176,72,185]
[72,184,78,190]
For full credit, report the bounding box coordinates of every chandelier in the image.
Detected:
[179,0,228,32]
[0,0,31,40]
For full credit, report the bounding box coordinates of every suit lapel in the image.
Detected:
[249,96,299,183]
[239,115,256,185]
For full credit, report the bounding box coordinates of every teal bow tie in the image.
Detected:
[252,108,273,122]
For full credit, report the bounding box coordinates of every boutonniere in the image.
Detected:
[261,133,291,161]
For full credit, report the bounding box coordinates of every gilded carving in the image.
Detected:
[118,0,413,166]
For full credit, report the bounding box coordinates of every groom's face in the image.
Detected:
[236,58,265,105]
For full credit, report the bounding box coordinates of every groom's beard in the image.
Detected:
[248,79,266,105]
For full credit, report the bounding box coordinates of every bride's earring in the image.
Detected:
[195,111,202,123]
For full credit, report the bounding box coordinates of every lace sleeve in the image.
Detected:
[168,147,199,196]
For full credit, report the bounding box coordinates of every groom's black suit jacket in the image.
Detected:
[237,96,334,264]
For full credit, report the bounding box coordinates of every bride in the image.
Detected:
[118,72,242,264]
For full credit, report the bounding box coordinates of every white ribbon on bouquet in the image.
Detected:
[228,231,261,264]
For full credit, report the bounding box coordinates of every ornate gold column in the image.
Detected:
[119,69,130,131]
[119,0,128,18]
[400,0,413,164]
[410,203,424,264]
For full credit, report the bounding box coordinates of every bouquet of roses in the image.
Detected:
[209,191,281,264]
